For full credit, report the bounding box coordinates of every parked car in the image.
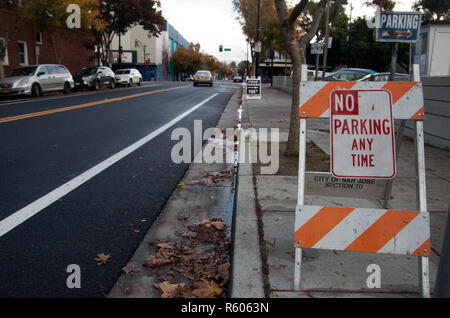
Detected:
[324,69,376,81]
[233,75,243,83]
[193,70,213,87]
[359,72,410,82]
[74,66,116,90]
[115,68,143,87]
[0,64,74,98]
[181,74,193,82]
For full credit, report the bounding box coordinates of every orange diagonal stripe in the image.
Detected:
[299,82,357,118]
[410,106,425,120]
[382,82,417,104]
[345,210,420,253]
[412,238,431,257]
[295,207,355,248]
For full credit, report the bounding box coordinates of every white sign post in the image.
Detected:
[330,90,396,179]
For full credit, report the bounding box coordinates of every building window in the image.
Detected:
[0,38,8,65]
[18,41,28,65]
[36,32,43,45]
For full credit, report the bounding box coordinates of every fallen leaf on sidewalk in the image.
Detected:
[216,263,230,286]
[211,220,225,230]
[94,253,111,266]
[122,262,141,276]
[192,280,223,298]
[155,281,191,298]
[144,255,173,268]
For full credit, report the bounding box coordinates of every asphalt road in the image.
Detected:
[0,81,238,297]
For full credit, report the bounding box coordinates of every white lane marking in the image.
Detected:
[0,93,219,238]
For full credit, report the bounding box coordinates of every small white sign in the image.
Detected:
[311,42,324,55]
[330,90,396,179]
[254,41,262,53]
[246,76,261,100]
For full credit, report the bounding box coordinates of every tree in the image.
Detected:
[21,0,101,64]
[305,1,349,69]
[237,60,250,76]
[413,0,450,21]
[366,0,396,11]
[274,0,327,156]
[94,0,165,65]
[233,0,286,65]
[170,43,202,76]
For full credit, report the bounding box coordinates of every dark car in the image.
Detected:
[325,69,376,81]
[359,72,410,82]
[74,66,116,90]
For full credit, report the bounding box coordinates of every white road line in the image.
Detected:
[0,93,219,238]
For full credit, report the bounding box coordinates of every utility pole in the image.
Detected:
[322,0,331,80]
[118,33,122,64]
[255,0,261,78]
[246,39,249,77]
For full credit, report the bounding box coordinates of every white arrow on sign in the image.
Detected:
[382,29,414,38]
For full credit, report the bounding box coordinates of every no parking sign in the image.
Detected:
[330,90,396,179]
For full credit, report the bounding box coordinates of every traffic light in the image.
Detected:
[145,57,150,64]
[219,45,223,52]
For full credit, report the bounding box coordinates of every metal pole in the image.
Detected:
[315,53,320,81]
[246,39,249,77]
[294,64,309,291]
[321,0,330,80]
[118,34,122,64]
[390,43,398,81]
[255,0,261,78]
[382,42,405,209]
[434,205,450,297]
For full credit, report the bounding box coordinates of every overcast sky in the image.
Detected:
[160,0,416,64]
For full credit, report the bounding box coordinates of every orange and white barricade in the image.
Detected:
[294,64,430,297]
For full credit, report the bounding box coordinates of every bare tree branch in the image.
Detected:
[288,0,309,26]
[301,0,327,45]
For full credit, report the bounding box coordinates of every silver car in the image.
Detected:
[0,64,74,98]
[115,68,143,86]
[193,70,213,87]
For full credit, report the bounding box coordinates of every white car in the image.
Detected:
[115,69,143,87]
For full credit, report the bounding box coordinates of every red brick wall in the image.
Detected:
[0,8,96,76]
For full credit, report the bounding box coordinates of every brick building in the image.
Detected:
[0,2,96,77]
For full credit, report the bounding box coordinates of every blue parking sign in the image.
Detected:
[376,11,422,43]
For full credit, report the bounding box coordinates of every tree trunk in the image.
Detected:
[285,46,306,156]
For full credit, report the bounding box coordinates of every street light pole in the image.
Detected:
[322,0,331,80]
[255,0,261,78]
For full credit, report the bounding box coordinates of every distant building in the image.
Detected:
[413,20,450,77]
[0,3,96,77]
[111,21,189,81]
[259,50,292,82]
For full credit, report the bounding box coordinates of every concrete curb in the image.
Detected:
[230,165,265,298]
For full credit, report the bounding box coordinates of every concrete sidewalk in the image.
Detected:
[232,86,450,298]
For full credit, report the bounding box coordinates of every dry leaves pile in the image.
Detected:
[187,169,234,186]
[147,218,231,298]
